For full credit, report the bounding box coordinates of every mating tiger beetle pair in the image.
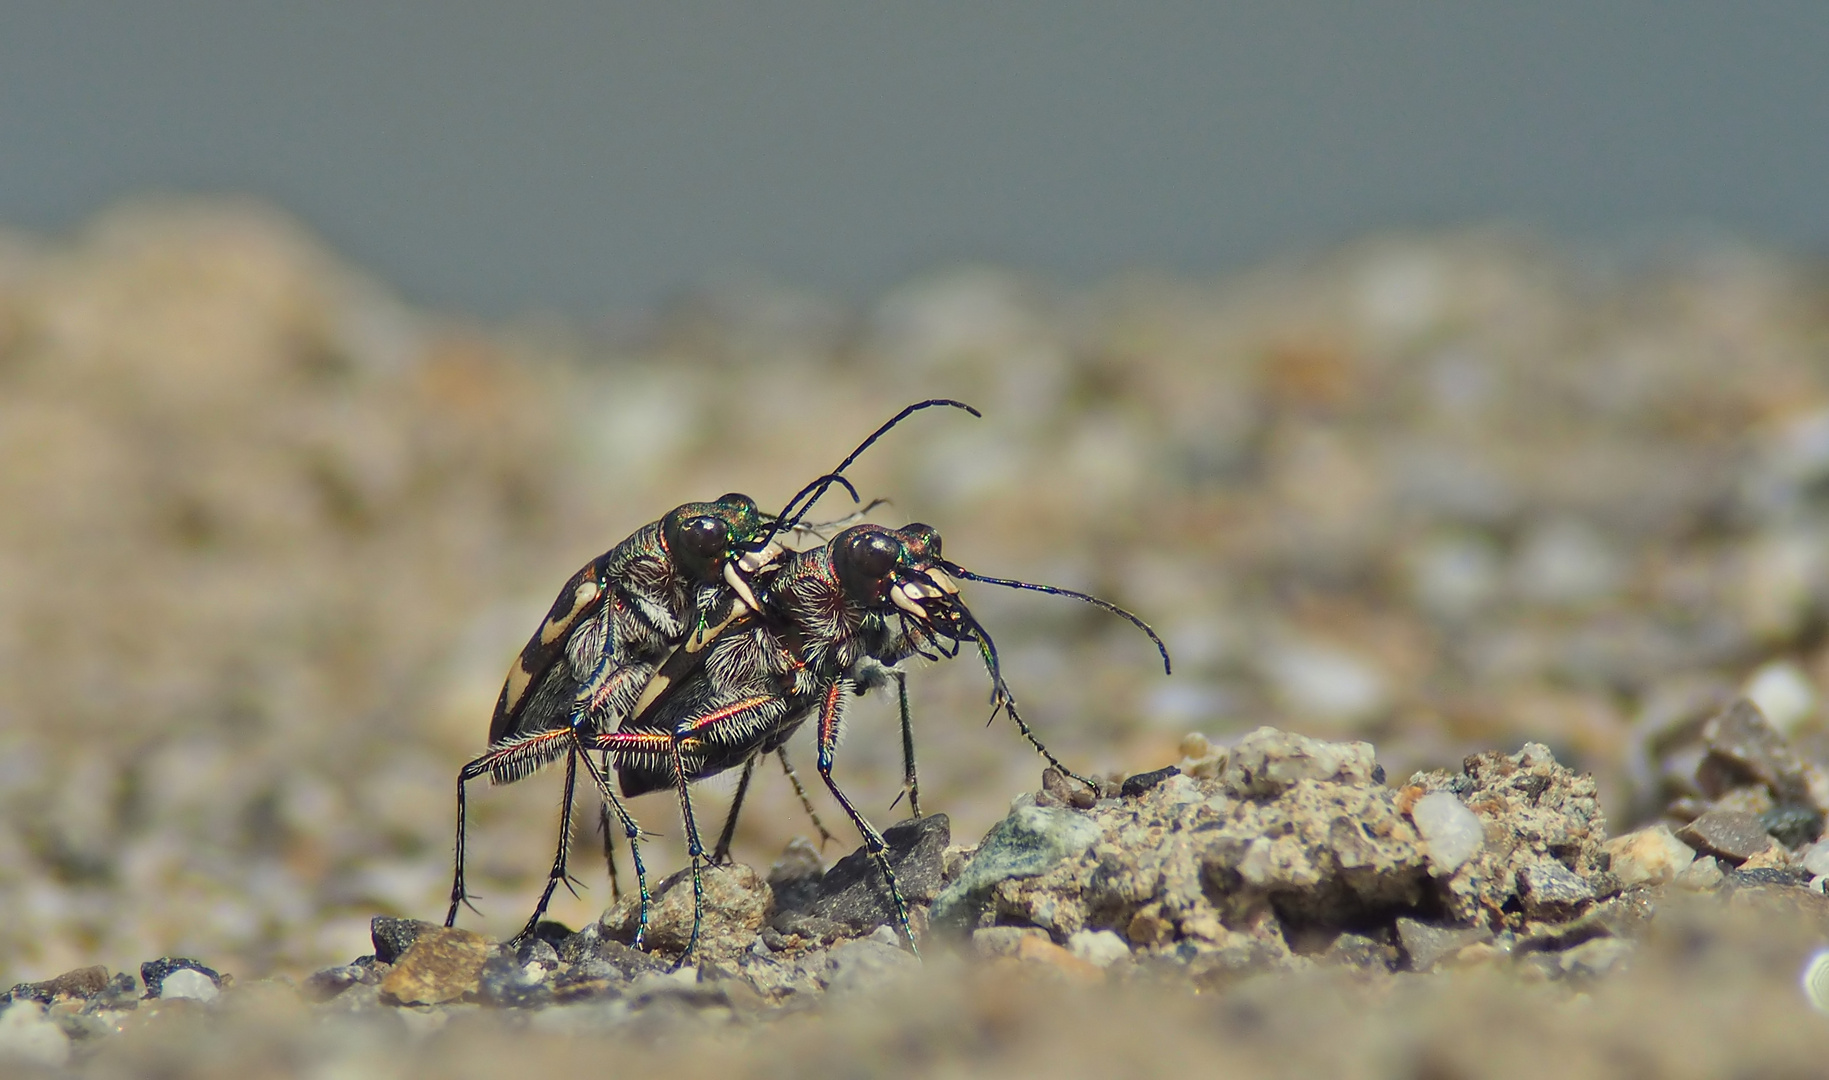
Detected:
[444,399,1172,965]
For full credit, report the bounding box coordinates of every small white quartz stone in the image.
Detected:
[1410,791,1484,874]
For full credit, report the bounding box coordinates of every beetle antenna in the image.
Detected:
[760,399,980,549]
[937,561,1172,675]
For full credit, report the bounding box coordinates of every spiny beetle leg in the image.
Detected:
[776,747,838,848]
[575,740,650,950]
[893,670,921,819]
[670,738,708,971]
[816,679,919,956]
[446,727,573,928]
[510,747,584,946]
[710,755,757,866]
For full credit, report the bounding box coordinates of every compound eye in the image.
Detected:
[846,531,901,580]
[715,493,755,511]
[903,523,941,557]
[682,515,729,557]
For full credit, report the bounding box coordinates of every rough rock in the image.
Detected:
[1066,929,1132,967]
[1602,825,1695,887]
[1695,698,1829,814]
[1674,855,1725,891]
[972,926,1052,957]
[1517,858,1596,920]
[932,804,1104,928]
[766,839,826,914]
[823,938,918,995]
[378,928,491,1005]
[1407,743,1610,927]
[1220,727,1380,798]
[1676,808,1778,864]
[371,917,442,964]
[603,862,773,961]
[810,815,950,930]
[4,965,110,1005]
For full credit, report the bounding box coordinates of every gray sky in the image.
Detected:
[5,3,1827,316]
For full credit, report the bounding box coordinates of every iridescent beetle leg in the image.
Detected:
[815,678,918,956]
[710,755,757,865]
[575,733,656,950]
[776,747,838,848]
[446,727,572,927]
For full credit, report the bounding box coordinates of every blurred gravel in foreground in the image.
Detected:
[4,199,1829,985]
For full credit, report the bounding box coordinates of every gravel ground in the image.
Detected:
[5,199,1829,1072]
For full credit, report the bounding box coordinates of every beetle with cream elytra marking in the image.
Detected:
[598,519,1172,961]
[443,400,980,946]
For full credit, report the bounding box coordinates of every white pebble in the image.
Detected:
[0,1001,70,1068]
[1803,949,1829,1013]
[1800,839,1829,878]
[1745,660,1818,735]
[1410,791,1484,874]
[1067,929,1131,968]
[158,968,219,1002]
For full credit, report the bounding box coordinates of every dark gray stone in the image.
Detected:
[767,838,826,915]
[1697,698,1827,811]
[810,814,950,930]
[1677,808,1778,863]
[370,916,441,964]
[478,950,553,1008]
[1120,766,1181,799]
[1759,804,1824,848]
[1725,866,1813,888]
[1517,859,1596,920]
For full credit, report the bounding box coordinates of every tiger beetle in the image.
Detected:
[443,400,979,949]
[598,520,1171,960]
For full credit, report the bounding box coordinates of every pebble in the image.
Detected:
[1601,825,1696,887]
[1799,838,1829,878]
[1009,936,1103,982]
[973,926,1051,957]
[1220,726,1380,798]
[1696,698,1829,813]
[1395,917,1492,972]
[1803,948,1829,1013]
[378,928,491,1006]
[1066,929,1131,968]
[766,838,827,914]
[811,815,951,931]
[157,969,219,1003]
[0,1001,70,1068]
[823,938,918,995]
[371,917,441,964]
[1556,936,1633,979]
[603,862,773,959]
[1118,766,1181,799]
[5,965,111,1005]
[1409,791,1484,874]
[931,805,1102,928]
[1517,859,1596,920]
[1676,808,1778,864]
[140,958,221,999]
[1674,855,1725,891]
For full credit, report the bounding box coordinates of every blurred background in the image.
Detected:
[3,4,1829,981]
